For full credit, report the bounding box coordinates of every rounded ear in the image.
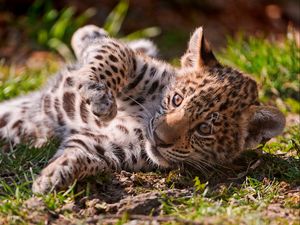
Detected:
[181,27,219,69]
[244,106,286,149]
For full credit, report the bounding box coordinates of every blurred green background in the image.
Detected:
[0,0,299,112]
[1,0,299,58]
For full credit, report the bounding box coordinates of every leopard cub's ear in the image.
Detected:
[243,105,286,149]
[181,27,219,69]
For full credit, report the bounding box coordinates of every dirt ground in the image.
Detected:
[9,151,299,224]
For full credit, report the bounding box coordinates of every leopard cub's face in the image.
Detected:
[149,28,285,169]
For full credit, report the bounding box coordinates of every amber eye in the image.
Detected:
[197,122,212,135]
[172,93,183,107]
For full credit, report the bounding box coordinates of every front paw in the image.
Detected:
[32,166,67,194]
[32,175,55,194]
[81,82,117,121]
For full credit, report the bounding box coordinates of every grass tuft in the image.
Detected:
[220,35,300,113]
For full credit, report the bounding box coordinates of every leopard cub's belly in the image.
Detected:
[78,98,154,171]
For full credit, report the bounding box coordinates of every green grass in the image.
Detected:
[0,36,299,224]
[0,60,59,100]
[161,129,299,224]
[220,35,300,113]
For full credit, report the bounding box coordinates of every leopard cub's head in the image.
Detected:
[150,27,285,168]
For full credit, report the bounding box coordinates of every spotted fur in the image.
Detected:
[0,25,285,193]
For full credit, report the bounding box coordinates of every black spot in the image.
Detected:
[43,94,52,116]
[112,78,117,85]
[12,120,23,129]
[149,67,156,77]
[119,50,126,57]
[141,149,147,159]
[88,83,98,90]
[87,158,91,164]
[127,64,147,90]
[112,42,120,48]
[231,91,238,98]
[116,124,129,134]
[109,54,118,62]
[59,171,65,183]
[110,65,118,73]
[65,77,74,87]
[93,31,101,37]
[112,143,125,163]
[227,75,236,84]
[103,45,112,50]
[134,128,144,141]
[54,98,64,126]
[148,80,159,94]
[136,97,145,104]
[132,57,137,71]
[70,129,78,134]
[96,134,109,141]
[131,154,137,164]
[80,101,89,123]
[69,138,89,150]
[95,55,103,60]
[128,143,134,150]
[61,159,69,166]
[120,69,125,77]
[105,70,112,76]
[161,70,167,78]
[117,77,121,84]
[99,49,107,54]
[63,92,76,119]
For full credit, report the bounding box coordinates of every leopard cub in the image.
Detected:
[0,25,285,193]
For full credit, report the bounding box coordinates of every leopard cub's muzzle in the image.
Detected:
[153,109,189,148]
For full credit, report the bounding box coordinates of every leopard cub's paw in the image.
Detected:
[32,166,66,194]
[71,25,108,59]
[32,175,53,194]
[81,82,117,121]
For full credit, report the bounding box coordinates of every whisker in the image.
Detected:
[120,91,152,118]
[185,159,210,175]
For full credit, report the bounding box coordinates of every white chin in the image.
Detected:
[145,142,170,168]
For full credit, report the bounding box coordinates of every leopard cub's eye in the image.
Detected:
[197,122,212,135]
[172,93,183,107]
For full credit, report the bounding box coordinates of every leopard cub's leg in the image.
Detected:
[70,26,118,120]
[32,133,111,194]
[71,25,108,60]
[70,25,159,121]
